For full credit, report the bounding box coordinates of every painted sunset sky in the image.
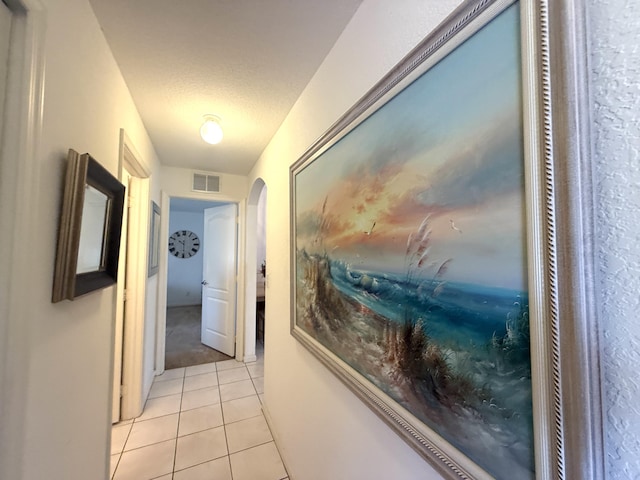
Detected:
[295,4,527,290]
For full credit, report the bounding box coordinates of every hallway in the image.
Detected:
[110,346,287,479]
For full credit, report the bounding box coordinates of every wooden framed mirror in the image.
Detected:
[52,149,125,302]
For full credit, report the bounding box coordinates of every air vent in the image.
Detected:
[192,173,220,193]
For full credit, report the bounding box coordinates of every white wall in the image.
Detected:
[161,165,248,201]
[257,186,267,275]
[167,210,205,306]
[251,1,462,479]
[589,0,640,477]
[0,0,162,478]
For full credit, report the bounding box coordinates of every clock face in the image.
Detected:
[168,230,200,258]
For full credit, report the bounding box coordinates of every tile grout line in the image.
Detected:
[218,364,235,480]
[228,438,276,456]
[111,418,134,479]
[112,355,267,479]
[170,369,186,478]
[166,362,224,476]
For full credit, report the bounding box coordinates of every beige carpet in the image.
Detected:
[165,305,233,369]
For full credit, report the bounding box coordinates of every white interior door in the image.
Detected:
[201,204,237,357]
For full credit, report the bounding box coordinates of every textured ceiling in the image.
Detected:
[88,0,363,175]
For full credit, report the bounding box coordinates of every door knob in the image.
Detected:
[201,280,208,286]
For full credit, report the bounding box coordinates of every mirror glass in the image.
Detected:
[76,185,109,274]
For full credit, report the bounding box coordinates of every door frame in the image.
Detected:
[115,130,151,420]
[0,0,45,477]
[156,191,246,373]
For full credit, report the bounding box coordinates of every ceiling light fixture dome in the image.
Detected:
[200,114,223,145]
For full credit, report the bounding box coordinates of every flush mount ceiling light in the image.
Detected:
[200,114,223,145]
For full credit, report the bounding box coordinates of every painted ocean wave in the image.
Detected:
[329,258,527,347]
[296,251,534,478]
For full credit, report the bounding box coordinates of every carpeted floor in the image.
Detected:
[165,305,233,369]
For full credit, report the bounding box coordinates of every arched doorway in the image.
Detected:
[243,179,267,362]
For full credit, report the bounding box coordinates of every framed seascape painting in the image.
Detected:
[290,0,603,479]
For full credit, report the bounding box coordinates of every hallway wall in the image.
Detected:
[589,0,640,475]
[0,0,162,478]
[257,185,267,271]
[251,1,462,478]
[252,0,640,478]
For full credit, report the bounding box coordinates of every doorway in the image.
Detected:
[255,184,267,347]
[113,131,151,423]
[243,179,267,363]
[164,197,237,369]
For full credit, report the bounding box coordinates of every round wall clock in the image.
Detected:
[168,230,200,258]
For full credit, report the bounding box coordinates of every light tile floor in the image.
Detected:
[110,347,288,480]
